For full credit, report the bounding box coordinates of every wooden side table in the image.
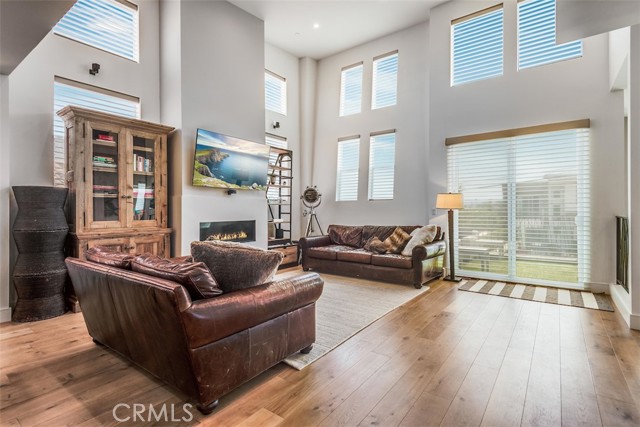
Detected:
[270,244,299,269]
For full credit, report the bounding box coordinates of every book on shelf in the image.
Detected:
[97,134,114,142]
[93,162,117,168]
[93,185,118,190]
[133,154,153,172]
[93,155,115,163]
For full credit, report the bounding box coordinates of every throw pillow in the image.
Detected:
[85,246,137,269]
[191,240,284,292]
[131,254,222,300]
[366,236,389,254]
[401,225,439,256]
[384,227,412,254]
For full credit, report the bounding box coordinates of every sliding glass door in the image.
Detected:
[447,127,590,288]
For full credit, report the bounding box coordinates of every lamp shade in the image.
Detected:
[436,192,464,210]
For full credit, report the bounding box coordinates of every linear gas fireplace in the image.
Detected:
[200,220,256,243]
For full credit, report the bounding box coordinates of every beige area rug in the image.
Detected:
[458,278,614,312]
[277,270,429,370]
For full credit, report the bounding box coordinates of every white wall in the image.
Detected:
[161,0,266,256]
[428,0,625,289]
[265,43,302,239]
[557,0,640,44]
[299,57,318,235]
[0,74,10,322]
[629,24,640,329]
[3,0,161,321]
[312,22,430,228]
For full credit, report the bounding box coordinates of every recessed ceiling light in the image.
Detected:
[313,23,320,29]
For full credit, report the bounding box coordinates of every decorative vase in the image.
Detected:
[11,186,68,322]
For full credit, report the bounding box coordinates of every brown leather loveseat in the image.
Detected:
[65,249,323,414]
[300,225,445,288]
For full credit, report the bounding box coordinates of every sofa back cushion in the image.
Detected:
[328,225,363,247]
[85,246,137,269]
[191,240,283,292]
[131,254,222,300]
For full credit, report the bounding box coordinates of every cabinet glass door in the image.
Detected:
[89,124,123,226]
[130,131,160,226]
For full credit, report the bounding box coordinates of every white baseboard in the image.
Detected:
[0,306,11,323]
[609,283,631,328]
[585,281,609,294]
[631,314,640,331]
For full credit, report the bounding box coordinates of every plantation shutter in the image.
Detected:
[339,63,363,116]
[368,131,396,200]
[54,0,139,61]
[265,134,288,200]
[518,0,582,70]
[336,137,360,201]
[447,121,591,288]
[53,78,140,187]
[451,5,504,86]
[265,70,287,115]
[372,51,398,109]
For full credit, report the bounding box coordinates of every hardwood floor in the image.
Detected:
[2,276,639,427]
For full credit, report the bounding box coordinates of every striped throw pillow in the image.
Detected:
[383,227,412,254]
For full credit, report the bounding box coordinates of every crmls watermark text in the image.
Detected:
[112,403,194,423]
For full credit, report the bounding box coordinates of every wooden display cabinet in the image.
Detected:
[58,106,174,310]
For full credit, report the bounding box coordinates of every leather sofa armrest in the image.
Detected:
[412,239,446,261]
[299,235,332,267]
[180,272,324,349]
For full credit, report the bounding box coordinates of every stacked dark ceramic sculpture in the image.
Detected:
[12,186,68,322]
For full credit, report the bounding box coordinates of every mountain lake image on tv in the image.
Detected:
[192,129,270,190]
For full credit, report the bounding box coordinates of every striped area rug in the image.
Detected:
[458,278,614,312]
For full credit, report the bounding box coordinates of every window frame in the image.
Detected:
[450,4,504,86]
[53,0,140,62]
[339,62,364,117]
[368,130,396,201]
[265,70,287,115]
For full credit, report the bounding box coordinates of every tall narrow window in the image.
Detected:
[518,0,582,70]
[265,134,288,201]
[265,70,287,115]
[339,63,363,116]
[54,0,139,61]
[372,51,398,109]
[451,5,504,86]
[368,131,396,200]
[53,77,140,187]
[447,121,591,288]
[336,136,360,201]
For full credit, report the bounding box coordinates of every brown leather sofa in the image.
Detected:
[299,225,445,288]
[65,257,323,414]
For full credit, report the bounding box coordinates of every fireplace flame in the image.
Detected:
[209,231,249,241]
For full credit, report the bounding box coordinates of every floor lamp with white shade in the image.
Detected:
[436,192,464,282]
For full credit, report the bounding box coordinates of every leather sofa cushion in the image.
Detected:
[131,254,222,300]
[191,240,283,292]
[336,248,372,264]
[307,245,353,260]
[363,236,389,254]
[86,246,137,269]
[371,254,413,269]
[328,225,363,247]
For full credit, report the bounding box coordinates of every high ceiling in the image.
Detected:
[230,0,448,59]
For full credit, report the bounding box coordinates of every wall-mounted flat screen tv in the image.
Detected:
[192,129,270,191]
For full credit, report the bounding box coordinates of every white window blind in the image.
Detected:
[336,137,360,201]
[451,5,504,86]
[53,78,140,187]
[54,0,139,62]
[518,0,582,70]
[265,134,288,201]
[265,70,287,115]
[372,51,398,110]
[339,63,363,116]
[368,131,396,200]
[447,125,590,288]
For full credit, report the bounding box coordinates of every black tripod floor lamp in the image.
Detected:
[436,192,464,282]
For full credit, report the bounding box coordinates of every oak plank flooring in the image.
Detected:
[1,274,638,427]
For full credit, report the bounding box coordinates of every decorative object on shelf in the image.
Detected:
[302,185,323,237]
[11,186,68,322]
[436,192,464,282]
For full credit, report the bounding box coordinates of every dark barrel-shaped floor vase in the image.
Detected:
[12,186,69,322]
